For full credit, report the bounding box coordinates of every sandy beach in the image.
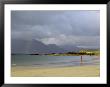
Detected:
[11,65,100,77]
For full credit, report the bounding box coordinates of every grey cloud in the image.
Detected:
[40,35,99,47]
[11,10,100,48]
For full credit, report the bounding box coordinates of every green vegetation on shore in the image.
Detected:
[46,50,100,56]
[12,49,100,56]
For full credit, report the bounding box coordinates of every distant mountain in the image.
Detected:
[11,39,66,54]
[11,39,29,54]
[60,45,80,52]
[47,44,67,53]
[12,39,98,54]
[78,47,99,51]
[28,41,66,54]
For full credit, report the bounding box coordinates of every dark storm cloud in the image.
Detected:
[11,10,100,47]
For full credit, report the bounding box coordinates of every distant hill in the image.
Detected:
[77,47,100,51]
[47,44,67,53]
[12,39,67,54]
[11,39,29,54]
[60,45,80,52]
[11,39,99,54]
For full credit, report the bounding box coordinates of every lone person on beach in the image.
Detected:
[81,56,83,63]
[80,56,83,65]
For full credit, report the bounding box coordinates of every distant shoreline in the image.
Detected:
[12,50,100,56]
[12,53,99,56]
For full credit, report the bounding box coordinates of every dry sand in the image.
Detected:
[11,65,100,77]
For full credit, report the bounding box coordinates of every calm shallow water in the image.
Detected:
[11,55,100,68]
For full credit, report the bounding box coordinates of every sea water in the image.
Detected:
[11,55,99,68]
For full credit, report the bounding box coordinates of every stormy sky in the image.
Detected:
[11,10,100,48]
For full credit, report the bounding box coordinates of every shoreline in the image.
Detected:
[11,65,100,77]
